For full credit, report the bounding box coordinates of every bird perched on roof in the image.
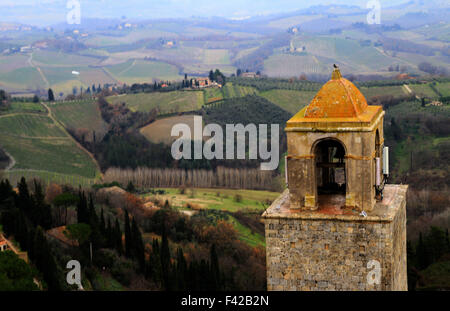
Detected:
[333,64,339,69]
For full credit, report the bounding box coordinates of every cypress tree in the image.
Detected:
[17,177,32,214]
[106,217,112,248]
[124,210,132,257]
[417,232,429,270]
[48,88,55,101]
[131,218,145,272]
[77,192,88,224]
[32,180,52,229]
[115,218,123,255]
[100,208,106,235]
[149,238,162,285]
[160,227,170,289]
[176,247,187,290]
[210,244,221,290]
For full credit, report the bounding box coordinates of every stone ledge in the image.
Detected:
[262,184,408,223]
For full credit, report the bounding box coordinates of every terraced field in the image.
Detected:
[50,100,109,142]
[107,91,203,114]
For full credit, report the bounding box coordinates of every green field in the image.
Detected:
[0,67,45,90]
[148,188,280,212]
[409,84,440,98]
[0,114,66,137]
[221,83,258,99]
[107,91,203,114]
[359,85,408,99]
[0,135,98,178]
[0,109,99,178]
[260,89,315,114]
[32,51,101,66]
[434,82,450,97]
[106,59,182,83]
[0,102,46,114]
[50,100,109,142]
[203,87,224,104]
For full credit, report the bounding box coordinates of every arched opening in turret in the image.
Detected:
[314,139,346,198]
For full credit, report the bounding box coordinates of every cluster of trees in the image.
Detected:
[388,64,408,73]
[103,166,276,191]
[73,94,289,179]
[368,94,416,109]
[380,37,436,56]
[352,22,402,34]
[407,226,450,290]
[146,229,225,290]
[208,69,226,85]
[141,206,266,290]
[418,62,448,76]
[228,76,321,92]
[0,89,11,111]
[0,250,38,291]
[204,95,290,170]
[0,178,68,290]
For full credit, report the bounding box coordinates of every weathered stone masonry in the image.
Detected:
[262,67,407,291]
[263,186,407,291]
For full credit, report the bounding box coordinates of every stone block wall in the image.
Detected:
[264,200,407,291]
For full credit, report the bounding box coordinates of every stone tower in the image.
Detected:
[262,67,407,291]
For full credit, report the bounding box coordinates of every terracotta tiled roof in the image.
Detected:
[286,67,383,130]
[304,68,368,118]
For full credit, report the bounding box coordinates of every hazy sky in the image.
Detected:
[0,0,412,26]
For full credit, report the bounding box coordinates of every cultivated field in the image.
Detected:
[106,59,182,84]
[260,89,315,114]
[107,91,203,114]
[50,100,109,142]
[0,102,46,114]
[140,115,200,145]
[0,109,100,179]
[264,54,329,77]
[203,87,223,104]
[359,85,408,99]
[0,134,98,178]
[0,114,66,137]
[409,84,440,98]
